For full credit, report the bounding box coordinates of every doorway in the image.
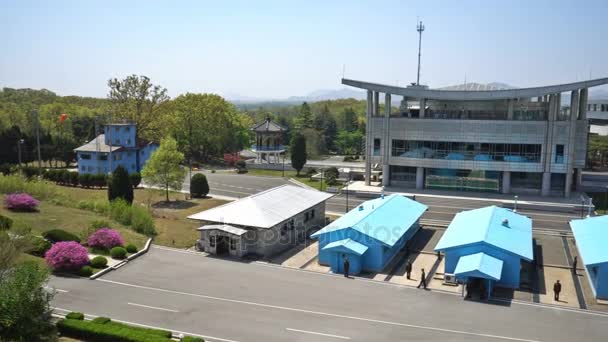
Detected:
[216,236,230,256]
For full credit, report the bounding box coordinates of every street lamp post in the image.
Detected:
[513,195,518,212]
[344,168,351,213]
[320,168,324,191]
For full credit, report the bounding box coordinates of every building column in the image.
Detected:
[365,90,373,185]
[419,98,426,118]
[382,93,391,187]
[541,93,558,197]
[565,90,579,197]
[502,171,511,194]
[541,172,552,196]
[373,91,380,117]
[575,168,583,190]
[416,167,424,190]
[507,99,514,119]
[579,88,588,120]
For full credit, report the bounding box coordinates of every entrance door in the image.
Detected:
[216,236,230,256]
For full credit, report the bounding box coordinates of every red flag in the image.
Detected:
[58,113,68,125]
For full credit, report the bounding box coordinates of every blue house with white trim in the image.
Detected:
[434,206,533,295]
[570,215,608,299]
[74,123,158,175]
[310,194,427,275]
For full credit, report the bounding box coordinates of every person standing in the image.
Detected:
[405,261,412,280]
[343,255,350,278]
[553,280,562,301]
[572,256,578,274]
[417,268,426,289]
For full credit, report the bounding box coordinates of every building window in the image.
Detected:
[80,154,91,160]
[210,236,216,247]
[310,209,315,219]
[126,139,131,145]
[289,219,295,230]
[131,164,135,170]
[125,126,131,132]
[114,154,122,161]
[114,127,119,133]
[373,138,381,156]
[555,145,564,164]
[304,212,309,222]
[98,154,107,161]
[230,238,237,250]
[281,224,287,236]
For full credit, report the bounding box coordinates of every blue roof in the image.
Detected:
[434,206,533,261]
[311,194,428,247]
[454,252,503,281]
[322,238,369,256]
[570,215,608,266]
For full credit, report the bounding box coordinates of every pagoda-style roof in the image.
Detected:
[251,118,285,133]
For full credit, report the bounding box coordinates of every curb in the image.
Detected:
[288,177,316,190]
[89,238,152,280]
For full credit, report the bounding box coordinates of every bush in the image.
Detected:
[42,229,81,243]
[0,174,59,201]
[131,206,156,236]
[65,312,85,320]
[0,163,14,176]
[78,173,93,188]
[91,174,108,188]
[20,166,39,179]
[129,172,142,188]
[4,192,39,211]
[90,256,108,268]
[108,166,133,204]
[27,235,52,257]
[324,167,339,185]
[126,244,138,253]
[109,199,132,225]
[91,317,111,324]
[69,171,80,186]
[110,246,127,259]
[45,241,89,271]
[61,170,71,185]
[57,318,172,342]
[77,200,109,214]
[182,337,205,342]
[90,219,111,230]
[0,214,13,231]
[78,265,93,277]
[87,228,124,249]
[190,173,209,198]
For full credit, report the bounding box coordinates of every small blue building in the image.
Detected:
[570,215,608,299]
[434,206,533,295]
[74,123,158,175]
[310,194,427,275]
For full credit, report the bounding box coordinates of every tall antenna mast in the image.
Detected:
[416,20,425,86]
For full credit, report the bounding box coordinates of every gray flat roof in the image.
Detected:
[74,134,123,153]
[197,224,248,236]
[342,77,608,101]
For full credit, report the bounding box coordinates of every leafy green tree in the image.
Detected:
[336,130,364,156]
[325,167,340,185]
[141,137,186,202]
[338,107,359,132]
[295,102,313,129]
[0,262,55,342]
[290,132,307,175]
[190,173,210,198]
[313,105,338,152]
[107,75,170,138]
[108,166,134,204]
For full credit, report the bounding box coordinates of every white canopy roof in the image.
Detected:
[188,185,333,229]
[197,224,248,236]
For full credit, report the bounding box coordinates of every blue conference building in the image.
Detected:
[570,215,608,299]
[434,206,533,295]
[311,194,427,275]
[74,123,158,175]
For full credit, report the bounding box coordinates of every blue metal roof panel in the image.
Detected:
[322,238,369,256]
[454,252,503,281]
[311,194,427,246]
[570,215,608,266]
[434,206,533,261]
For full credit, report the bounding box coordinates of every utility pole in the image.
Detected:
[416,20,425,86]
[108,112,113,174]
[17,139,24,167]
[34,110,42,178]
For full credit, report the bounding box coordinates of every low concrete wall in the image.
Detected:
[89,238,152,280]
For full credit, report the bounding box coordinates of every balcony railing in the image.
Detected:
[251,144,286,152]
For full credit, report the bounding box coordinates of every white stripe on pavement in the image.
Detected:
[97,279,543,342]
[127,302,179,313]
[45,286,68,293]
[286,328,351,340]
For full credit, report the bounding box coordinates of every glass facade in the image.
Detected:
[389,166,417,183]
[425,168,499,192]
[391,140,542,163]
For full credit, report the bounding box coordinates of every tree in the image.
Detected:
[325,167,340,185]
[190,173,210,198]
[107,75,170,138]
[290,132,307,175]
[295,102,313,129]
[336,130,364,156]
[338,107,359,132]
[313,105,338,152]
[141,137,186,202]
[107,166,134,204]
[0,262,55,341]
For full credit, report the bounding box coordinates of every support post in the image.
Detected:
[502,171,511,194]
[565,90,579,197]
[382,93,391,186]
[507,99,514,119]
[416,167,424,190]
[365,90,373,185]
[419,98,426,118]
[373,91,380,117]
[578,88,588,120]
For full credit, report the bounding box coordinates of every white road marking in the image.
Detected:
[127,302,179,312]
[52,307,239,342]
[97,279,544,341]
[286,328,350,340]
[45,286,68,293]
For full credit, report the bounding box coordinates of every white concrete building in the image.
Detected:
[587,99,608,136]
[188,185,333,258]
[343,77,608,197]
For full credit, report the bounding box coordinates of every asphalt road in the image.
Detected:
[49,246,608,342]
[185,172,578,232]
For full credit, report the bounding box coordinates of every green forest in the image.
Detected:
[0,74,370,168]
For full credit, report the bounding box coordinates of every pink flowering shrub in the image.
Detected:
[4,193,39,211]
[87,228,124,249]
[45,241,89,271]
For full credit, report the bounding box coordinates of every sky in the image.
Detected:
[1,0,607,99]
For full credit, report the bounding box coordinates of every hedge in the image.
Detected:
[90,256,108,268]
[57,319,172,342]
[0,214,12,231]
[65,312,85,320]
[27,235,52,257]
[91,317,111,325]
[42,229,81,243]
[125,244,138,253]
[182,336,205,342]
[110,246,127,259]
[78,265,93,277]
[190,173,209,198]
